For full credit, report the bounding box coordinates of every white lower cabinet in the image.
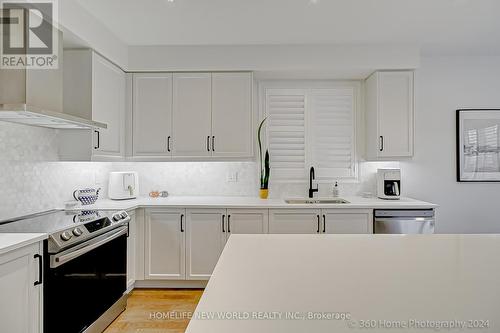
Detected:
[225,209,268,240]
[186,209,226,280]
[322,209,373,234]
[126,210,136,290]
[269,209,372,234]
[0,243,43,333]
[141,207,372,282]
[145,209,186,280]
[269,209,322,234]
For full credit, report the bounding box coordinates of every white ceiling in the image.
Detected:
[75,0,500,52]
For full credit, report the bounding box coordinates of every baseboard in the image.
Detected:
[134,280,208,289]
[126,280,135,293]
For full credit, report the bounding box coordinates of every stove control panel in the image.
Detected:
[48,210,130,253]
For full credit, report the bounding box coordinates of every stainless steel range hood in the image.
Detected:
[0,104,106,129]
[0,27,106,129]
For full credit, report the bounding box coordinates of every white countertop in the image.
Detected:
[0,233,47,256]
[72,196,437,211]
[187,234,499,333]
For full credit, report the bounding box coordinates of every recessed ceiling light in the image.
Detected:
[309,0,320,4]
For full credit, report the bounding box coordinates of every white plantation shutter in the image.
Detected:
[264,84,358,183]
[309,88,356,179]
[265,89,307,182]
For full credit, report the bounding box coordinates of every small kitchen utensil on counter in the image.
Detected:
[109,171,139,200]
[149,190,169,198]
[73,188,100,205]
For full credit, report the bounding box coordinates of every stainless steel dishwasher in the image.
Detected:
[374,209,435,234]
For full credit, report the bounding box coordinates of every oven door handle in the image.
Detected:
[50,226,128,268]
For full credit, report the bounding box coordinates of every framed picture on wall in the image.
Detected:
[457,109,500,182]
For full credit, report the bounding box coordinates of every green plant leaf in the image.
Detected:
[257,117,268,188]
[263,150,270,189]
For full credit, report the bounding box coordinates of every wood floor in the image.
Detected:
[104,289,204,333]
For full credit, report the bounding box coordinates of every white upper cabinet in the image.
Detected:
[133,73,173,158]
[365,71,414,160]
[129,71,253,161]
[92,53,126,157]
[172,73,212,158]
[60,50,126,161]
[211,73,253,158]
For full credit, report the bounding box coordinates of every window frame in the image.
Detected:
[259,80,362,184]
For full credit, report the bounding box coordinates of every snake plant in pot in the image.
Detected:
[258,117,270,199]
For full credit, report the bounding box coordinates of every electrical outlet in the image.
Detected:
[227,171,238,183]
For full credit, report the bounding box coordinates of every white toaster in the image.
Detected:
[108,172,139,200]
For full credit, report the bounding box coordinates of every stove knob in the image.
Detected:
[60,231,72,241]
[113,214,121,221]
[72,227,83,237]
[120,212,128,219]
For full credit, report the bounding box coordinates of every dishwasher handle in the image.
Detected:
[374,217,435,234]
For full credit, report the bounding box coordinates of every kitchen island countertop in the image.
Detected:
[187,234,499,333]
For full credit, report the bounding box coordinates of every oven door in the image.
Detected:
[44,226,127,333]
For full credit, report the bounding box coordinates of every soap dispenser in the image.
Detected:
[332,182,339,198]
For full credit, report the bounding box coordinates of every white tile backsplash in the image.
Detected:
[0,122,395,220]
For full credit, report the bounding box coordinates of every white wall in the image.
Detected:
[59,0,128,68]
[402,56,500,233]
[127,44,420,77]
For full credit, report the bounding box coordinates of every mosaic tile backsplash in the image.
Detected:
[0,122,396,220]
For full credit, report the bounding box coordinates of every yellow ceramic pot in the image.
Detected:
[259,189,269,199]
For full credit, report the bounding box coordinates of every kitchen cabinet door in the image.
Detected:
[0,243,42,333]
[269,209,321,234]
[133,73,173,158]
[145,209,186,280]
[92,52,126,158]
[365,71,414,160]
[172,73,212,158]
[322,209,373,234]
[211,73,253,158]
[186,209,226,280]
[225,209,268,242]
[126,210,136,291]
